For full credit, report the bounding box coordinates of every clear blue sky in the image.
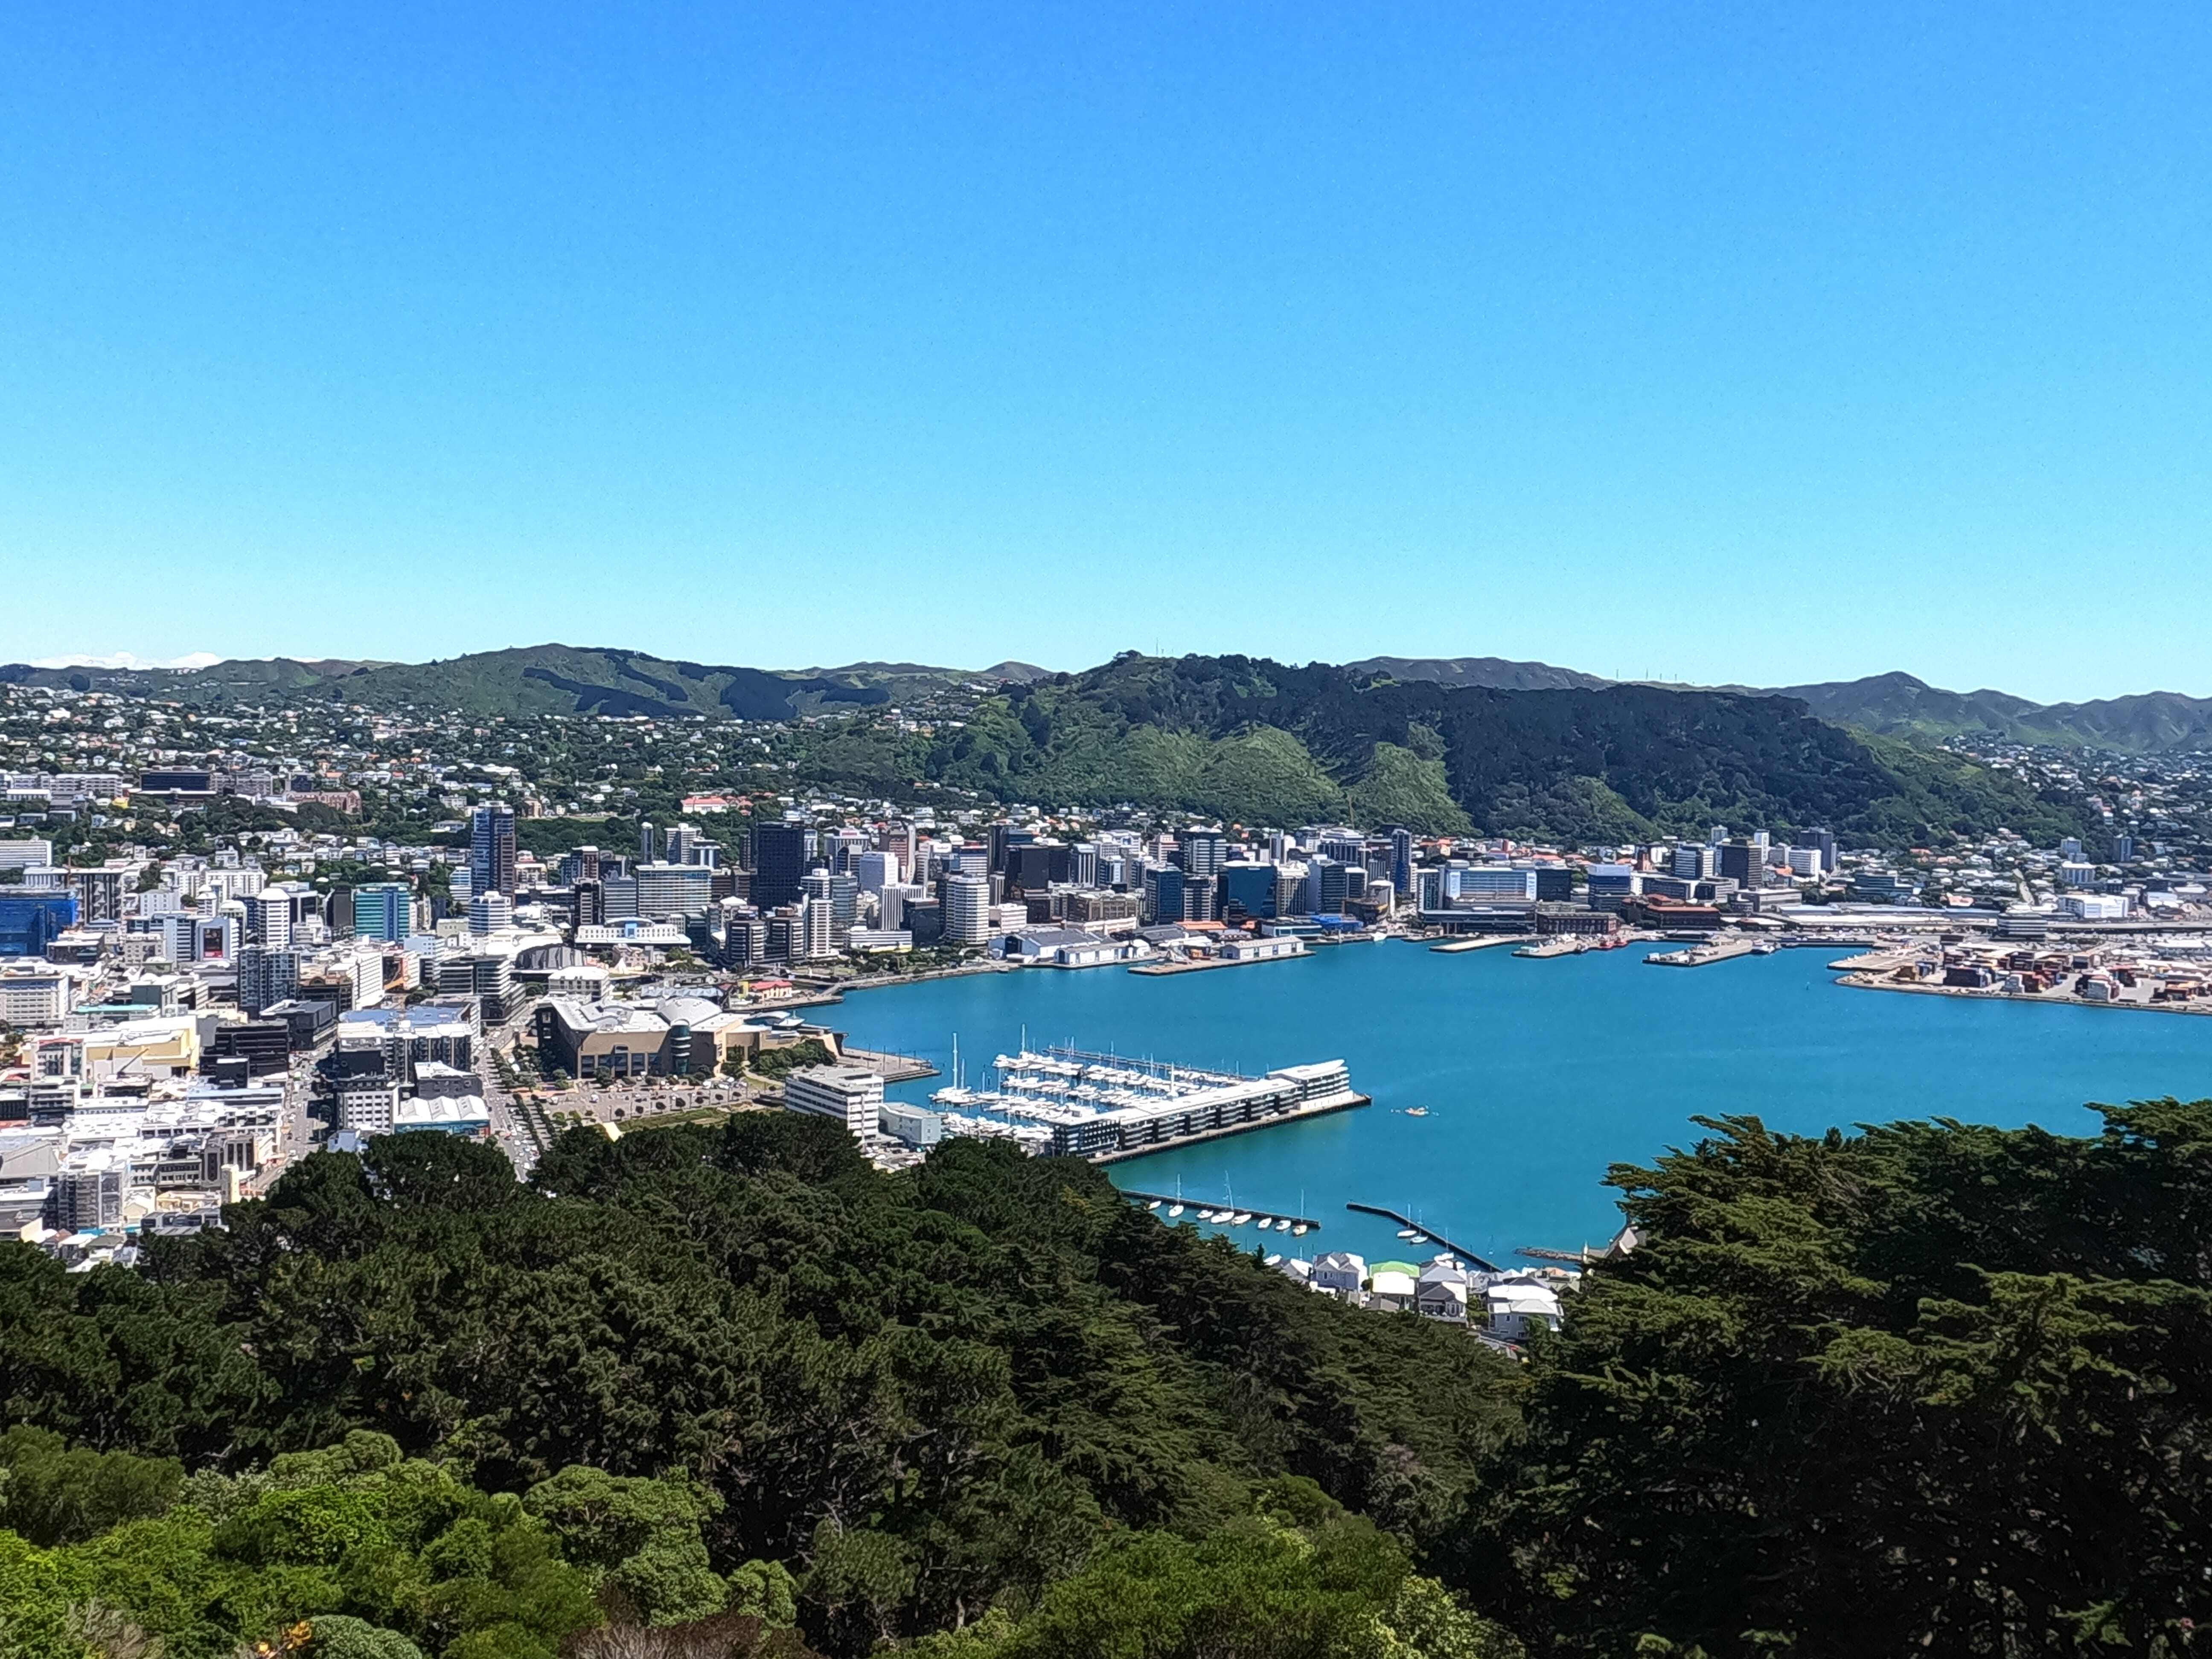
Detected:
[4,5,2209,699]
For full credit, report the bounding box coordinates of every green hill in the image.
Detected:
[893,653,2090,845]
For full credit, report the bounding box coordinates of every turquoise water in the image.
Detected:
[830,943,2212,1269]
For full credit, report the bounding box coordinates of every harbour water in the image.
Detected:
[831,942,2212,1268]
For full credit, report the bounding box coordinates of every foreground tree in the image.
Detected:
[1455,1100,2212,1656]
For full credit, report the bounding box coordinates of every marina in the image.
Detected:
[1121,1190,1321,1234]
[926,1044,1368,1161]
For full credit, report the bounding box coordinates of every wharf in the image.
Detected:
[1345,1203,1500,1272]
[1129,951,1307,977]
[1088,1091,1371,1163]
[840,1047,940,1082]
[1122,1190,1323,1232]
[1430,936,1531,954]
[1646,939,1766,968]
[1513,937,1589,960]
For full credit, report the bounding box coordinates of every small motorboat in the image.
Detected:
[1231,1211,1253,1225]
[1146,1199,1161,1210]
[1290,1224,1308,1237]
[1167,1204,1184,1218]
[1397,1228,1421,1240]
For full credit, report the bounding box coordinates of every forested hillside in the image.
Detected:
[0,1100,2204,1656]
[0,1119,1519,1659]
[897,654,2089,844]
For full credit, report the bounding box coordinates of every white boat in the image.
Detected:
[1146,1199,1161,1210]
[1232,1211,1253,1225]
[1397,1228,1421,1240]
[1291,1224,1308,1237]
[1264,1254,1283,1266]
[1167,1204,1184,1217]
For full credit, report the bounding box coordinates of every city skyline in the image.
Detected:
[8,6,2212,700]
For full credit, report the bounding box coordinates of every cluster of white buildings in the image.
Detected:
[1282,1249,1567,1342]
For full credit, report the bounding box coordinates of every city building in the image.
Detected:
[352,882,413,943]
[470,804,518,896]
[782,1064,885,1142]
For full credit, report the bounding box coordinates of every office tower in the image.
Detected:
[1176,829,1226,878]
[1717,841,1757,888]
[351,882,412,944]
[469,891,514,935]
[878,883,924,932]
[639,821,658,864]
[664,824,695,864]
[1219,863,1280,920]
[559,847,604,885]
[1387,827,1413,900]
[942,873,991,945]
[637,862,713,920]
[573,878,605,928]
[1303,858,1351,916]
[237,945,300,1015]
[856,850,900,894]
[470,805,517,896]
[798,896,839,960]
[750,822,808,911]
[1809,828,1838,873]
[242,891,293,948]
[1145,865,1185,925]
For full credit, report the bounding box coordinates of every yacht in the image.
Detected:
[1231,1211,1253,1225]
[1167,1202,1184,1218]
[1145,1199,1161,1210]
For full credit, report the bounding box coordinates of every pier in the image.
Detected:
[1122,1191,1323,1233]
[1345,1203,1499,1271]
[1645,938,1768,968]
[839,1047,940,1082]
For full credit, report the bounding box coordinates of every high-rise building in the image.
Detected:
[468,891,514,935]
[236,945,300,1015]
[797,895,839,960]
[1387,827,1413,900]
[0,892,78,957]
[942,873,992,946]
[242,891,293,948]
[637,862,714,920]
[639,821,659,864]
[1176,829,1226,878]
[351,883,412,944]
[856,850,901,894]
[750,822,809,911]
[470,805,517,896]
[1218,863,1280,920]
[1303,858,1351,917]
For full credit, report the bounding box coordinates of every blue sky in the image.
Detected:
[3,5,2209,699]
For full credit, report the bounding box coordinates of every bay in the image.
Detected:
[829,942,2212,1269]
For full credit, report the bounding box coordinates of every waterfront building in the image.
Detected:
[943,873,992,945]
[783,1065,885,1143]
[1309,1252,1366,1296]
[1585,864,1640,911]
[1218,862,1280,920]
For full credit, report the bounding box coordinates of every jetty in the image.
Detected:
[1513,937,1589,960]
[1123,1191,1322,1233]
[1345,1202,1499,1271]
[1430,935,1530,954]
[1645,938,1767,968]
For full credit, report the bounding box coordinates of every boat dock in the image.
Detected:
[1123,1191,1322,1233]
[1430,935,1531,954]
[1513,937,1589,960]
[840,1047,940,1082]
[1345,1203,1499,1271]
